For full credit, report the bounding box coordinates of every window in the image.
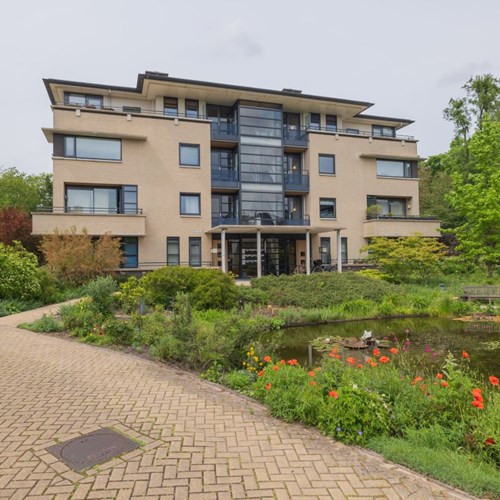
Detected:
[121,237,138,268]
[65,185,138,214]
[319,154,335,175]
[164,97,178,116]
[346,128,359,134]
[122,106,141,113]
[185,99,199,118]
[179,144,200,166]
[320,198,336,219]
[64,92,103,108]
[320,237,331,264]
[376,159,416,178]
[309,113,320,130]
[326,115,337,132]
[367,196,407,217]
[167,237,180,266]
[189,237,202,267]
[122,185,138,214]
[63,136,121,160]
[341,237,348,264]
[180,194,200,215]
[372,125,395,138]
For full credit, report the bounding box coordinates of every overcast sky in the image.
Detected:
[1,0,499,174]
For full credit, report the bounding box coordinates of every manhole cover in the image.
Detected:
[46,428,140,471]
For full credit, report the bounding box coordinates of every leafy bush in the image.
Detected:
[0,299,43,317]
[101,318,134,345]
[59,299,100,335]
[222,370,254,391]
[19,314,64,333]
[134,308,171,346]
[151,332,182,361]
[0,242,41,300]
[117,276,146,313]
[82,276,117,315]
[36,267,62,304]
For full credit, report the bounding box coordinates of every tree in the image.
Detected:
[0,207,34,247]
[40,227,123,285]
[446,118,500,276]
[363,235,446,284]
[0,167,52,212]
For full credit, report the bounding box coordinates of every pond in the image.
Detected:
[265,317,500,377]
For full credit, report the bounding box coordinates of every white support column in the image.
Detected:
[305,230,311,275]
[256,229,262,278]
[336,229,342,273]
[221,229,227,273]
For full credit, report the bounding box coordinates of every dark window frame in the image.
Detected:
[167,237,180,266]
[121,236,138,268]
[180,193,201,216]
[309,113,321,130]
[319,154,336,175]
[372,125,396,138]
[320,237,331,264]
[179,143,201,167]
[63,135,122,161]
[319,198,336,219]
[326,114,337,132]
[185,99,199,118]
[164,97,178,116]
[189,237,202,267]
[122,105,141,113]
[64,92,103,108]
[376,159,417,178]
[346,128,360,135]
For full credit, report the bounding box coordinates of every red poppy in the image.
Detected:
[412,376,423,385]
[365,357,373,363]
[369,362,378,367]
[390,348,398,355]
[462,351,469,359]
[346,357,355,365]
[485,438,495,446]
[489,376,499,386]
[329,390,339,398]
[436,373,443,379]
[287,359,298,366]
[473,393,484,403]
[472,400,484,409]
[472,388,483,398]
[257,370,264,377]
[272,365,279,371]
[263,355,271,363]
[265,383,272,390]
[357,364,363,369]
[373,348,380,357]
[309,381,316,386]
[379,356,390,363]
[441,381,449,388]
[308,370,315,377]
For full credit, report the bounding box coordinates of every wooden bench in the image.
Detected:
[462,286,500,304]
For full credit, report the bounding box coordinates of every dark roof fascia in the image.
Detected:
[43,74,375,111]
[354,113,414,124]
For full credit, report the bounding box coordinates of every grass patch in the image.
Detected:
[18,314,64,332]
[368,435,500,499]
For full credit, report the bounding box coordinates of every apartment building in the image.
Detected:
[33,72,440,277]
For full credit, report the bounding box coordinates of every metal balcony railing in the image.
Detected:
[284,171,309,192]
[35,206,144,215]
[211,168,239,188]
[365,214,439,221]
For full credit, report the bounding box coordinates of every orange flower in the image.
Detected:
[287,359,298,366]
[436,373,443,379]
[485,438,495,446]
[265,383,271,390]
[279,359,286,365]
[308,370,315,377]
[365,357,373,363]
[462,351,469,359]
[373,348,380,357]
[369,362,378,367]
[357,364,363,369]
[335,354,342,359]
[309,381,316,386]
[389,348,398,355]
[328,352,336,357]
[330,347,338,354]
[272,365,279,371]
[412,376,423,385]
[489,376,499,386]
[257,370,264,377]
[329,390,339,398]
[471,400,484,409]
[441,381,449,388]
[346,357,356,365]
[379,356,390,363]
[472,389,484,403]
[263,355,271,363]
[314,367,321,372]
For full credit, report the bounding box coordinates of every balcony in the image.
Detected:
[211,214,311,227]
[211,168,239,189]
[210,121,238,142]
[283,127,308,148]
[212,215,239,226]
[363,216,440,238]
[32,207,146,236]
[284,171,309,192]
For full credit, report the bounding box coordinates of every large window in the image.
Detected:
[164,97,178,116]
[376,159,416,178]
[320,237,331,264]
[319,154,335,175]
[367,196,407,217]
[189,237,202,267]
[63,136,121,160]
[64,92,103,108]
[167,237,180,266]
[320,198,336,219]
[65,185,138,214]
[121,237,138,268]
[179,144,200,166]
[180,194,200,215]
[372,125,395,138]
[185,99,199,118]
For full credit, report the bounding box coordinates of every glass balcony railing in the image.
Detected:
[211,168,239,189]
[210,121,238,141]
[284,171,309,192]
[211,213,311,227]
[283,127,308,147]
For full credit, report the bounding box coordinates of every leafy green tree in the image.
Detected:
[446,118,500,276]
[363,235,446,284]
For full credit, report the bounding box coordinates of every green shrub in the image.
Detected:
[36,267,62,304]
[222,370,254,391]
[0,299,43,317]
[117,276,146,313]
[134,309,171,346]
[82,276,117,315]
[237,286,268,306]
[151,332,182,361]
[59,299,100,334]
[19,314,64,333]
[101,318,134,345]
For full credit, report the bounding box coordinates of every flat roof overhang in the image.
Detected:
[359,153,426,162]
[206,225,346,235]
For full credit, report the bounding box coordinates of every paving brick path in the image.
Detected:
[0,307,473,499]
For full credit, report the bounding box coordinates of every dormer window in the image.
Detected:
[64,92,103,108]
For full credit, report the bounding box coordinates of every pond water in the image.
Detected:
[264,318,500,377]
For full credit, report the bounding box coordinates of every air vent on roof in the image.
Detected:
[145,71,169,77]
[282,88,302,94]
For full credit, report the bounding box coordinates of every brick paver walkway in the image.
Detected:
[0,307,473,499]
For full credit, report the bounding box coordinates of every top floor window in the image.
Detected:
[185,99,199,118]
[309,113,320,130]
[372,125,395,138]
[63,136,121,161]
[164,97,178,116]
[376,159,417,178]
[326,114,337,132]
[64,92,103,108]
